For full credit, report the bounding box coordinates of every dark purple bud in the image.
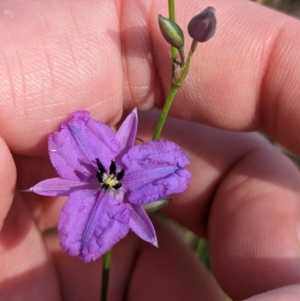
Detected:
[188,7,216,43]
[158,15,184,49]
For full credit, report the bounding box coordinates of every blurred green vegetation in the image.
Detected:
[252,0,300,17]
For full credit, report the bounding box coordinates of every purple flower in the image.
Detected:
[30,109,191,262]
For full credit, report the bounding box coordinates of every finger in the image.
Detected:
[136,111,300,300]
[242,284,300,301]
[136,0,300,155]
[0,0,124,154]
[128,219,224,301]
[0,140,60,300]
[0,137,16,229]
[208,142,300,300]
[1,0,300,156]
[14,153,66,231]
[45,217,225,301]
[0,194,60,301]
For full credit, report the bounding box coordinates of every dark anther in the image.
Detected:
[113,183,122,190]
[109,160,117,175]
[102,183,109,190]
[96,158,106,174]
[116,169,125,180]
[96,172,103,183]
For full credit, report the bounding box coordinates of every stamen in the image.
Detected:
[113,183,122,189]
[95,158,124,190]
[96,172,103,183]
[102,183,109,190]
[109,160,117,175]
[96,158,106,174]
[116,169,125,181]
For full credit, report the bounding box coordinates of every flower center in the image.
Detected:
[95,158,125,190]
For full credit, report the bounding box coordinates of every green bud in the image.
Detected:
[143,198,172,213]
[158,15,184,49]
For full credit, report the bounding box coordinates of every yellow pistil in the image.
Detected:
[103,175,118,190]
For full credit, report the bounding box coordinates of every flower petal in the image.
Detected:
[115,109,138,164]
[122,140,191,204]
[58,190,130,262]
[49,111,120,181]
[128,204,158,246]
[29,178,95,196]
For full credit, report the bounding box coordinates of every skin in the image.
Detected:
[1,0,300,300]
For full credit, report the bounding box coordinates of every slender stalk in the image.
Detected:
[150,0,179,140]
[101,250,112,301]
[152,46,196,140]
[168,0,177,63]
[152,83,180,140]
[168,0,175,20]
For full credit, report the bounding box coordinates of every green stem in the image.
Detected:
[168,0,177,63]
[152,83,180,140]
[152,47,195,140]
[101,250,112,301]
[195,238,210,270]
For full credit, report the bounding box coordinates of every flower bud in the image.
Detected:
[158,15,184,49]
[187,7,216,43]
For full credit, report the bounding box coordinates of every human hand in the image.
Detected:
[1,0,300,300]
